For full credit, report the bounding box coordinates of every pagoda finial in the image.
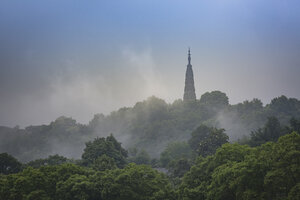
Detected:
[188,47,191,65]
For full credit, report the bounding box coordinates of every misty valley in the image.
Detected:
[1,92,300,200]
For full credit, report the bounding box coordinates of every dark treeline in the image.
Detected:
[1,91,300,162]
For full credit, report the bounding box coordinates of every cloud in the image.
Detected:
[0,47,171,127]
[122,48,168,99]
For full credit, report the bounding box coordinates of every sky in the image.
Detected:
[0,0,300,127]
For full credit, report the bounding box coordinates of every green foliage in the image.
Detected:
[91,155,117,171]
[199,91,229,108]
[0,116,91,162]
[0,153,22,174]
[227,98,265,129]
[82,134,128,168]
[168,158,191,178]
[266,95,300,124]
[288,183,300,200]
[95,163,176,200]
[188,125,229,156]
[249,116,284,146]
[160,141,193,167]
[0,163,91,200]
[180,132,300,200]
[268,96,300,115]
[288,117,300,133]
[1,93,300,162]
[199,91,229,118]
[159,142,194,180]
[0,162,177,200]
[0,133,299,200]
[26,190,51,200]
[26,154,68,168]
[56,174,96,200]
[0,93,300,199]
[262,132,300,199]
[128,149,151,165]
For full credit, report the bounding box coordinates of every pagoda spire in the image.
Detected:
[188,47,191,65]
[183,48,196,101]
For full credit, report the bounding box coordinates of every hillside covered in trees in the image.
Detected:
[1,91,300,162]
[1,124,299,199]
[1,91,300,199]
[0,91,300,200]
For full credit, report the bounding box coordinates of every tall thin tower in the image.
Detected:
[183,48,196,101]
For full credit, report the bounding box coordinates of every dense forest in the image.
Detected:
[1,91,300,161]
[1,91,300,199]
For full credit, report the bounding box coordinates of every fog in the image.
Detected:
[0,48,171,127]
[216,111,251,142]
[1,0,300,127]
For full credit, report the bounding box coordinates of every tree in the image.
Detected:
[199,91,229,107]
[249,116,283,146]
[92,155,117,171]
[262,132,300,199]
[0,163,91,200]
[288,183,300,200]
[199,91,229,118]
[82,134,128,168]
[128,149,151,165]
[180,143,255,200]
[160,141,193,167]
[180,132,300,200]
[26,190,51,200]
[0,153,22,174]
[188,125,228,156]
[289,117,300,133]
[27,154,68,168]
[56,174,96,200]
[168,158,191,178]
[94,163,176,200]
[267,96,300,124]
[268,96,298,115]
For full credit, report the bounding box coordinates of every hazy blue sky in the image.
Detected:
[1,0,300,127]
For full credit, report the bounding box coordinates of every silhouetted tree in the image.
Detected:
[0,153,22,174]
[249,116,283,146]
[82,134,128,168]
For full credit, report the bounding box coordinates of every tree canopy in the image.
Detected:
[180,132,300,200]
[0,152,22,175]
[81,134,128,168]
[1,93,300,161]
[1,92,300,200]
[188,125,229,156]
[0,130,299,200]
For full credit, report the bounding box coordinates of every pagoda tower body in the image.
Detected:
[183,48,196,101]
